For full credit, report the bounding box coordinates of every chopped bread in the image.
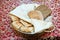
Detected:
[20,26,34,33]
[9,14,20,21]
[20,19,33,27]
[12,21,23,30]
[35,5,51,19]
[28,10,43,20]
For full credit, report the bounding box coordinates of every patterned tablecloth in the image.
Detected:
[0,0,60,40]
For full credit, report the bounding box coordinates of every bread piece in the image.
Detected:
[28,10,43,20]
[44,25,55,32]
[20,19,34,33]
[20,26,34,33]
[35,5,51,19]
[9,14,20,21]
[12,21,23,30]
[20,19,33,27]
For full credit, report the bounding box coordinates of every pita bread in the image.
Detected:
[35,5,51,19]
[12,21,23,30]
[28,10,43,20]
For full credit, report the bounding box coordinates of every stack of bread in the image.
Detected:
[9,14,34,33]
[9,4,55,34]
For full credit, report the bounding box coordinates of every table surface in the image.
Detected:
[0,0,60,40]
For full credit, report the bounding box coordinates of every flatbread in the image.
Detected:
[12,21,23,30]
[20,26,34,33]
[28,10,43,20]
[35,5,51,19]
[20,19,33,27]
